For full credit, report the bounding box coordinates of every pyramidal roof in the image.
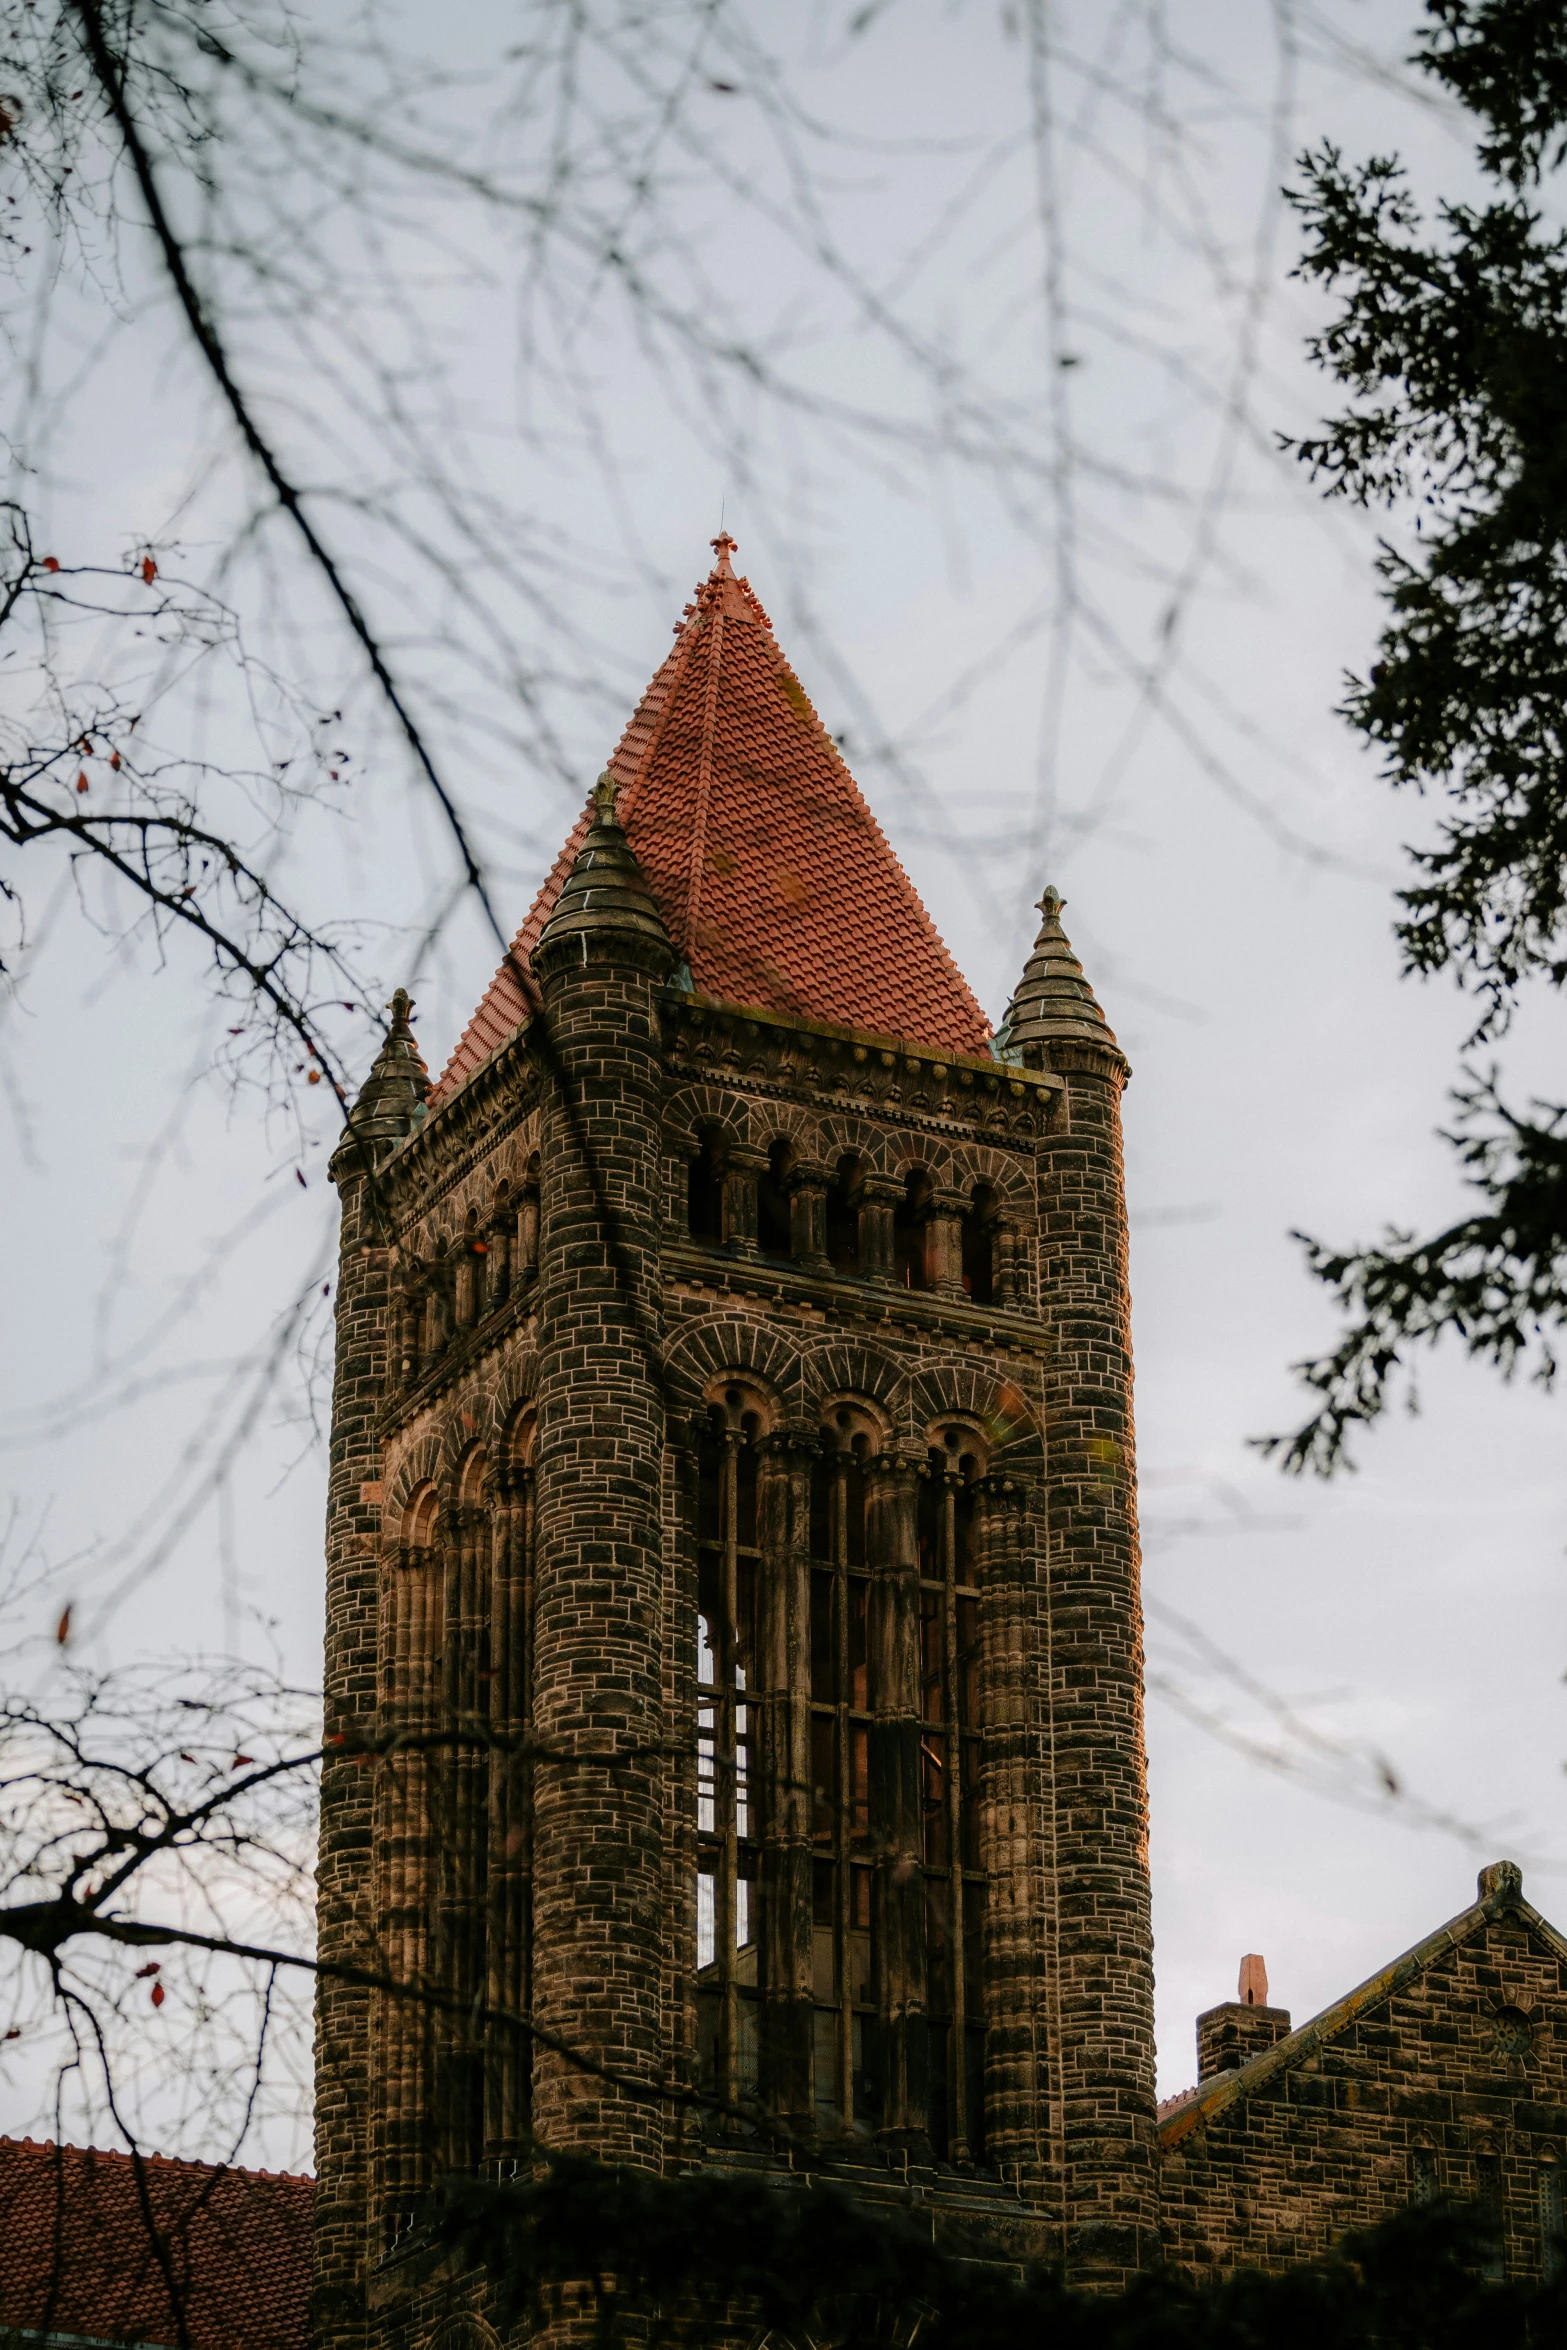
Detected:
[430,537,990,1104]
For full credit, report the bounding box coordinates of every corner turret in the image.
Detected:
[331,989,430,1178]
[534,774,673,974]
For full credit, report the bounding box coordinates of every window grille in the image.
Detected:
[695,1404,764,2107]
[917,1432,986,2160]
[808,1420,880,2134]
[689,1394,990,2159]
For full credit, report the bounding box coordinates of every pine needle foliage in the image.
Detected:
[1265,0,1567,1473]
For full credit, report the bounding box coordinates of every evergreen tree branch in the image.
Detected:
[1259,1072,1567,1473]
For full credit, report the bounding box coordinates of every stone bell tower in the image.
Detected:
[312,535,1157,2349]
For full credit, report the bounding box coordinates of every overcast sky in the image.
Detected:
[3,0,1563,2153]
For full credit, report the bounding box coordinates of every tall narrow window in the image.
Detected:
[1476,2148,1505,2280]
[808,1413,880,2137]
[696,1399,763,2109]
[917,1431,985,2159]
[757,1139,793,1259]
[960,1184,996,1304]
[1541,2155,1564,2283]
[436,1449,491,2175]
[1411,2145,1439,2203]
[486,1410,534,2162]
[825,1155,862,1274]
[894,1170,931,1290]
[689,1129,725,1243]
[374,1485,440,2241]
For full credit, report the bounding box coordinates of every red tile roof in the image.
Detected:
[0,2136,312,2350]
[432,536,990,1103]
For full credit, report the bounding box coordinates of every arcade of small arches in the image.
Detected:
[684,1127,1021,1306]
[388,1119,1031,1400]
[392,1155,542,1387]
[369,1373,1033,2232]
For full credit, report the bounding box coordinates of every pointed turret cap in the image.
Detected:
[1002,886,1122,1059]
[341,988,430,1157]
[534,772,674,970]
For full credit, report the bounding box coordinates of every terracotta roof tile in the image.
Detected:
[431,536,990,1103]
[0,2136,312,2350]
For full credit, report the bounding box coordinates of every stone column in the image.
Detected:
[928,1188,968,1298]
[994,1221,1019,1308]
[788,1163,830,1270]
[721,1142,764,1256]
[529,778,675,2165]
[858,1179,900,1282]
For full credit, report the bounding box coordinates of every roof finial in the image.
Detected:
[387,986,415,1033]
[710,531,737,576]
[593,769,620,824]
[1037,884,1064,922]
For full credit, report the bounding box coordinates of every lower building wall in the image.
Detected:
[363,2155,1059,2347]
[1160,1911,1567,2281]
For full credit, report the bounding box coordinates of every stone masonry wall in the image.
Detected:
[1161,1881,1567,2282]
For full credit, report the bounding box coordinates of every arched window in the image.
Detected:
[825,1154,862,1275]
[960,1184,997,1305]
[917,1429,986,2160]
[405,1483,439,1551]
[894,1169,931,1291]
[688,1127,725,1243]
[687,1392,992,2160]
[695,1393,765,2107]
[757,1139,793,1259]
[808,1408,881,2136]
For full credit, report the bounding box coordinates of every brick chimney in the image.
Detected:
[1196,1953,1292,2080]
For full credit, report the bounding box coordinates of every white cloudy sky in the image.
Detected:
[2,0,1563,2152]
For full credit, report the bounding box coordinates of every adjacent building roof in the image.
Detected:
[0,2136,313,2350]
[431,536,991,1104]
[1158,1861,1552,2152]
